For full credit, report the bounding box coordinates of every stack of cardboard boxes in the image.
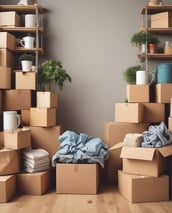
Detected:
[0,11,63,203]
[104,82,172,203]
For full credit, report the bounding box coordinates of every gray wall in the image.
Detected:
[3,0,171,138]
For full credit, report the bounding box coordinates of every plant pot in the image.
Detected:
[149,43,157,54]
[21,60,32,71]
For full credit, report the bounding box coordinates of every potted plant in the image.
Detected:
[38,59,72,91]
[19,53,34,71]
[123,65,143,84]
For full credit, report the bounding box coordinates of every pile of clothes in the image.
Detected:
[52,130,109,168]
[22,148,50,173]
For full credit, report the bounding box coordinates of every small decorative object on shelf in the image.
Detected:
[19,53,34,72]
[147,0,163,6]
[17,0,37,5]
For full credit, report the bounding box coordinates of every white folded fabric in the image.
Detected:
[23,148,49,160]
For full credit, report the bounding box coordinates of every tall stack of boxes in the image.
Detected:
[0,10,63,202]
[114,83,172,203]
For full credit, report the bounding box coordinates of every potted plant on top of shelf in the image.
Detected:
[38,59,72,91]
[19,53,34,72]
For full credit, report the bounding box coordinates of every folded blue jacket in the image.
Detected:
[52,130,109,167]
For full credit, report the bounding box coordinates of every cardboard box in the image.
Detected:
[0,49,13,67]
[0,175,16,203]
[0,11,21,27]
[155,84,172,103]
[0,32,15,51]
[30,107,56,127]
[56,163,99,194]
[17,171,51,195]
[37,91,58,108]
[21,109,30,126]
[0,148,20,175]
[15,71,37,90]
[0,131,4,147]
[4,128,31,150]
[115,103,144,123]
[120,145,172,177]
[0,90,2,109]
[30,125,63,160]
[118,170,169,203]
[103,122,149,184]
[3,89,36,110]
[142,103,165,123]
[127,85,150,103]
[0,66,11,89]
[151,12,172,28]
[168,117,172,135]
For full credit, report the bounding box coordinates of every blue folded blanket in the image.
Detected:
[52,130,109,167]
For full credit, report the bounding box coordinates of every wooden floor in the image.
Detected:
[0,185,172,213]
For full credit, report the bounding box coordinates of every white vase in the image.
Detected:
[21,60,32,71]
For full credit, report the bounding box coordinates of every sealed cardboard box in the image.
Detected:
[155,84,172,103]
[17,171,51,195]
[0,148,20,175]
[15,71,37,90]
[118,170,169,203]
[120,145,172,177]
[103,122,149,184]
[37,91,58,108]
[151,12,172,28]
[0,66,11,89]
[3,89,36,110]
[142,103,165,123]
[115,103,144,123]
[127,85,150,103]
[30,107,56,127]
[0,175,16,203]
[30,125,63,160]
[4,128,31,150]
[0,32,15,51]
[0,11,21,27]
[56,163,99,194]
[0,49,13,67]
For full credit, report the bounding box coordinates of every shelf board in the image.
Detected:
[140,27,172,34]
[147,53,172,59]
[141,5,172,14]
[0,26,44,33]
[15,47,44,54]
[0,4,44,13]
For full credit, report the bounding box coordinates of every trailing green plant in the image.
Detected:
[130,31,159,47]
[123,65,143,84]
[38,59,72,90]
[19,53,34,62]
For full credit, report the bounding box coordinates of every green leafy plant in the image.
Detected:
[130,31,159,47]
[38,59,72,90]
[19,53,34,62]
[123,65,143,84]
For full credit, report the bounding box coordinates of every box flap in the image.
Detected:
[120,147,155,161]
[109,142,123,150]
[158,144,172,157]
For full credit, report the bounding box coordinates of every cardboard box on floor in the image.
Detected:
[0,11,21,27]
[0,49,13,67]
[17,170,51,195]
[56,163,99,194]
[0,148,20,175]
[120,145,172,177]
[151,12,172,28]
[0,175,16,203]
[118,170,169,203]
[127,85,150,103]
[15,71,37,90]
[0,66,11,89]
[4,128,31,150]
[103,122,150,184]
[30,125,63,160]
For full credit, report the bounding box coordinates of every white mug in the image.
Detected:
[136,70,154,85]
[20,36,35,48]
[25,14,37,27]
[3,111,21,131]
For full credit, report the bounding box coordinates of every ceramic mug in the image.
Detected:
[3,111,21,131]
[20,36,35,48]
[25,14,36,27]
[136,70,154,85]
[156,63,172,83]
